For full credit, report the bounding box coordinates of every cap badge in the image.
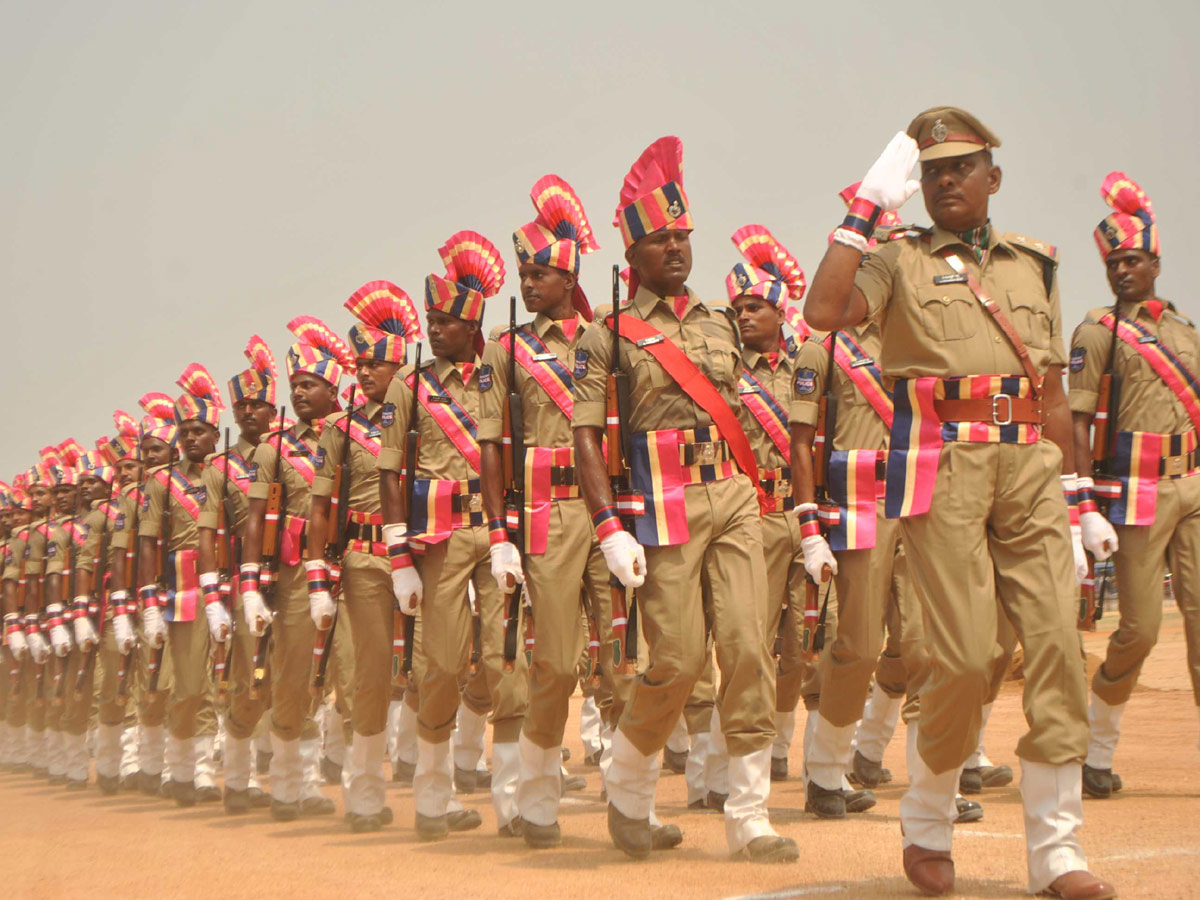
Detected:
[667,199,682,217]
[515,239,526,255]
[931,119,948,143]
[735,271,748,287]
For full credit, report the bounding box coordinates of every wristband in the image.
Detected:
[4,613,22,638]
[305,559,331,594]
[793,502,821,539]
[842,196,883,239]
[487,517,508,547]
[43,603,65,629]
[1076,476,1099,515]
[108,589,129,617]
[239,564,261,594]
[200,573,222,607]
[832,228,870,253]
[138,585,160,610]
[24,613,40,633]
[72,597,89,621]
[388,541,414,571]
[591,505,623,541]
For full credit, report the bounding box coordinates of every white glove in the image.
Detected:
[801,534,838,582]
[73,612,98,651]
[856,131,921,211]
[4,617,26,660]
[488,541,524,593]
[141,602,166,648]
[27,627,49,665]
[111,612,135,654]
[305,559,336,631]
[391,567,422,616]
[204,598,232,642]
[45,605,72,657]
[599,530,646,589]
[1069,524,1088,586]
[1080,511,1118,561]
[241,589,271,637]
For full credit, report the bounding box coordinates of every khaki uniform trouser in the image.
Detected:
[899,440,1088,773]
[818,510,931,727]
[60,648,95,735]
[618,475,775,758]
[0,655,8,723]
[761,512,821,714]
[1095,472,1200,706]
[522,498,611,750]
[7,656,30,730]
[414,525,529,744]
[165,619,213,741]
[339,550,392,737]
[136,642,171,729]
[96,623,136,727]
[22,656,47,732]
[268,562,326,742]
[224,605,271,740]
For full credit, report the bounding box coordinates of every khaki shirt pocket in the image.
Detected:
[917,290,977,341]
[1007,290,1052,350]
[697,345,740,392]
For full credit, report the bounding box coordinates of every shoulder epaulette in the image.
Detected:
[1004,233,1059,264]
[879,224,930,242]
[487,324,507,342]
[1083,306,1116,326]
[1167,309,1196,329]
[593,303,615,320]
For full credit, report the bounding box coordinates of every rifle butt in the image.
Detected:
[391,609,408,689]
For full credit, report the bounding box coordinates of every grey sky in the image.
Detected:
[2,1,1196,478]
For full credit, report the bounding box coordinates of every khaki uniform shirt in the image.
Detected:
[855,225,1066,380]
[200,435,259,536]
[313,400,386,512]
[140,460,206,553]
[76,500,124,578]
[572,286,743,432]
[478,313,592,448]
[378,356,483,480]
[790,322,890,452]
[738,344,800,472]
[248,421,322,521]
[1068,300,1200,433]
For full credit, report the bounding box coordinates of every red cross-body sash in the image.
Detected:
[737,369,791,460]
[151,468,204,521]
[345,410,382,458]
[279,432,318,487]
[408,368,481,474]
[500,328,575,420]
[830,332,894,429]
[606,314,760,493]
[1099,312,1200,435]
[211,451,252,495]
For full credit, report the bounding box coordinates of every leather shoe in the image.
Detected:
[770,755,788,782]
[270,798,300,821]
[171,779,196,808]
[1039,869,1117,899]
[498,816,524,837]
[447,809,482,832]
[255,749,272,775]
[1111,772,1123,793]
[903,844,955,896]
[392,758,415,784]
[139,771,162,796]
[980,764,1013,788]
[954,796,983,824]
[687,798,709,811]
[454,765,479,793]
[224,787,250,814]
[523,820,562,849]
[416,811,448,841]
[584,749,602,767]
[97,773,120,796]
[959,766,983,795]
[66,778,88,792]
[706,790,728,813]
[247,786,271,808]
[1082,764,1113,799]
[738,835,799,863]
[850,750,891,787]
[805,780,846,819]
[844,788,876,814]
[561,772,587,793]
[347,811,383,833]
[196,785,222,803]
[300,795,335,816]
[320,755,342,785]
[662,746,688,774]
[120,773,140,792]
[561,747,571,762]
[650,823,683,850]
[607,802,651,859]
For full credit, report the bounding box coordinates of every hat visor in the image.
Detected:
[919,140,987,162]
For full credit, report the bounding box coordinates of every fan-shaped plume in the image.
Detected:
[57,439,86,466]
[438,231,506,298]
[113,409,139,438]
[287,315,357,370]
[531,175,600,253]
[783,306,812,342]
[39,446,63,467]
[341,383,367,408]
[1101,171,1155,221]
[176,362,224,410]
[731,225,807,301]
[244,334,276,378]
[345,281,424,341]
[139,392,176,420]
[614,136,684,223]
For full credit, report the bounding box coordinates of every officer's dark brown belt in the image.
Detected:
[933,395,1042,426]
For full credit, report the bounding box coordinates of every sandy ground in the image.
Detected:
[2,605,1198,900]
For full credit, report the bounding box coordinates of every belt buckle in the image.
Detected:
[696,442,716,465]
[1164,454,1186,477]
[774,478,791,498]
[469,493,483,513]
[991,394,1013,426]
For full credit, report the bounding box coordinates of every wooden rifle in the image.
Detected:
[312,386,356,703]
[501,295,528,672]
[116,442,144,705]
[1080,300,1123,629]
[606,264,638,675]
[251,406,287,699]
[801,332,836,661]
[74,487,114,701]
[146,456,173,696]
[398,347,422,680]
[213,428,235,700]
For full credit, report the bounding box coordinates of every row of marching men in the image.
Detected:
[2,107,1197,899]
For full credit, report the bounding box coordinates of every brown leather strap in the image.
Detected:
[941,252,1044,398]
[934,396,1042,425]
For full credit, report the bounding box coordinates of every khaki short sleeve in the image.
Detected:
[1068,319,1114,416]
[788,338,830,427]
[570,322,612,430]
[477,339,509,445]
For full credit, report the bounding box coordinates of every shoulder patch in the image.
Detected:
[573,349,589,379]
[1069,346,1086,373]
[795,368,817,395]
[380,402,396,427]
[1005,233,1059,263]
[477,364,493,392]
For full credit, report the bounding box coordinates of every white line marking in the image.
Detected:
[1096,847,1200,862]
[724,885,849,900]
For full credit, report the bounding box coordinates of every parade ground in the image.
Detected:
[1,604,1196,900]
